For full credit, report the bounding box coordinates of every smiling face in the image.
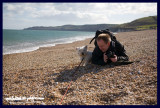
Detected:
[97,39,110,52]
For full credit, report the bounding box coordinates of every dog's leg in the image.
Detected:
[83,61,88,66]
[82,61,86,66]
[84,63,87,66]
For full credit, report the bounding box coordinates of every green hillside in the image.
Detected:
[118,16,157,31]
[24,15,157,32]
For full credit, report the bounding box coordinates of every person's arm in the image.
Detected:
[115,41,129,61]
[92,46,106,65]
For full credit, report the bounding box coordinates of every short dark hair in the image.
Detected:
[96,33,111,44]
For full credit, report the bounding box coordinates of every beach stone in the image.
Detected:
[138,70,142,74]
[130,72,134,75]
[3,30,157,105]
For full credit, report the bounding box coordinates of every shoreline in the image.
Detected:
[3,29,95,56]
[3,30,157,105]
[3,30,119,56]
[3,37,93,56]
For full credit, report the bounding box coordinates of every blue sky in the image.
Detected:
[3,3,157,29]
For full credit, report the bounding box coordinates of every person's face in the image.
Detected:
[97,39,110,52]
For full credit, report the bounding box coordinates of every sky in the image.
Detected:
[3,3,157,29]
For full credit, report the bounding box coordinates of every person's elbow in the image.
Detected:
[126,56,129,61]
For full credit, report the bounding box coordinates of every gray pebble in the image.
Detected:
[138,70,141,74]
[130,72,134,75]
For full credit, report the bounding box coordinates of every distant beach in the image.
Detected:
[3,30,157,105]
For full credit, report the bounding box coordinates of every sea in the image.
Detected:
[3,29,95,55]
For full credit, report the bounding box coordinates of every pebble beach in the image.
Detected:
[3,30,157,105]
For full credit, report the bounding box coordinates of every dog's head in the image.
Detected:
[76,45,88,57]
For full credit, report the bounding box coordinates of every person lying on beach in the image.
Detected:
[92,33,129,65]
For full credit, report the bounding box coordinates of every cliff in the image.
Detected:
[24,16,157,32]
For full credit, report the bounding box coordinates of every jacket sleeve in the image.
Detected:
[115,41,129,61]
[91,46,107,65]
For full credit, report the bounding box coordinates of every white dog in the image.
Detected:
[76,45,92,66]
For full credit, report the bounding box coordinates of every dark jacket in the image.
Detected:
[92,41,129,65]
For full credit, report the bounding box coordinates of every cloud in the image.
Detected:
[3,3,157,29]
[4,3,16,11]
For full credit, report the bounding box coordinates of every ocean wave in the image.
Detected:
[3,35,93,55]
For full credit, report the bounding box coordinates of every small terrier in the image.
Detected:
[76,45,92,66]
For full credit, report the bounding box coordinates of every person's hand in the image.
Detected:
[103,53,108,63]
[110,55,117,62]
